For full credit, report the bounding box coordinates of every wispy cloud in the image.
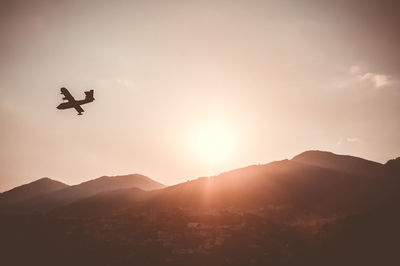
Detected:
[349,65,391,88]
[349,65,361,75]
[337,137,363,146]
[359,73,390,87]
[116,78,135,89]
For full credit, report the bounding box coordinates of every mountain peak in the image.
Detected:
[34,177,59,184]
[385,157,400,174]
[79,174,165,190]
[292,150,383,178]
[293,150,356,161]
[0,177,69,205]
[3,173,166,214]
[385,157,400,166]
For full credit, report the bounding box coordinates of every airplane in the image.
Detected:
[57,87,95,115]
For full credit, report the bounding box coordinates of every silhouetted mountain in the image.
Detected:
[385,157,400,174]
[53,152,396,219]
[292,150,384,178]
[6,151,398,218]
[1,151,400,266]
[144,159,387,216]
[9,174,164,213]
[0,177,68,207]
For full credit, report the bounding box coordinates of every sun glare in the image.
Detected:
[189,120,236,165]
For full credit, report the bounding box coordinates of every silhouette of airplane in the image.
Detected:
[57,87,95,115]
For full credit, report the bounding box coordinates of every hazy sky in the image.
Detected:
[1,0,399,191]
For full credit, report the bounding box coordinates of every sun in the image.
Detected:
[189,120,236,165]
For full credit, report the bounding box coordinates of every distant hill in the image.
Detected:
[292,150,384,178]
[53,151,398,219]
[3,151,399,218]
[0,178,69,207]
[7,174,164,213]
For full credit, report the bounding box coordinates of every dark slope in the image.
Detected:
[0,178,69,207]
[33,152,399,219]
[292,150,384,178]
[53,157,393,219]
[313,192,400,266]
[51,187,151,218]
[11,174,164,213]
[385,157,400,175]
[145,159,384,214]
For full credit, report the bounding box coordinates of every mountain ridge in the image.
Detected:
[292,150,384,178]
[2,150,399,217]
[0,174,164,213]
[53,152,399,219]
[0,177,69,206]
[2,150,400,266]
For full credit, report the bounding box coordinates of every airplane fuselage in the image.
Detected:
[56,99,93,109]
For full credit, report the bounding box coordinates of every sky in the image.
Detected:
[0,0,399,191]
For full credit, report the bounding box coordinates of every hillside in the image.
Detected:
[0,178,69,207]
[292,150,384,178]
[146,158,389,214]
[8,174,164,213]
[51,187,151,218]
[53,152,396,219]
[1,151,400,266]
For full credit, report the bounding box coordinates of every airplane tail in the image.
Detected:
[84,90,95,102]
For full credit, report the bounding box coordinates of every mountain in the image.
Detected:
[1,151,400,266]
[0,177,69,207]
[292,150,384,178]
[143,158,384,215]
[53,152,395,219]
[8,174,165,213]
[6,151,397,217]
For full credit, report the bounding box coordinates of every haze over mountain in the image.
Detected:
[0,174,164,213]
[51,151,399,219]
[2,150,397,219]
[0,177,68,206]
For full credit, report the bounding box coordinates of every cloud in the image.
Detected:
[359,73,390,87]
[116,78,135,89]
[337,137,363,146]
[349,65,391,88]
[349,65,361,74]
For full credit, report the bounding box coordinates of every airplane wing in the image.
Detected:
[60,87,75,102]
[73,105,84,115]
